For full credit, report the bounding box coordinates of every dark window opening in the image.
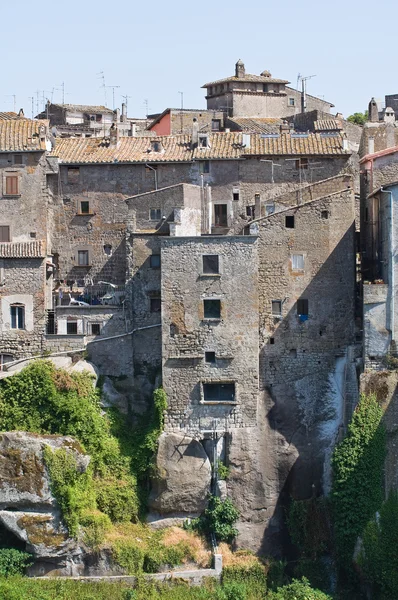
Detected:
[205,351,216,363]
[233,191,239,201]
[203,255,219,274]
[199,161,210,174]
[285,215,295,228]
[269,337,275,345]
[150,208,162,221]
[212,119,221,131]
[150,254,161,268]
[0,226,10,242]
[30,231,36,238]
[66,321,78,335]
[95,114,102,123]
[295,158,308,170]
[77,250,89,266]
[80,201,90,214]
[13,154,23,165]
[103,244,112,256]
[11,304,25,329]
[246,205,255,218]
[263,84,268,93]
[289,98,295,106]
[170,323,178,337]
[297,299,309,316]
[199,135,208,148]
[151,141,162,152]
[0,354,14,371]
[272,300,282,315]
[203,382,235,402]
[214,204,228,227]
[290,348,297,358]
[321,210,329,219]
[67,167,80,184]
[150,297,161,312]
[204,299,221,319]
[90,323,101,335]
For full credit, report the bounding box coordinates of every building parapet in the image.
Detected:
[0,240,46,258]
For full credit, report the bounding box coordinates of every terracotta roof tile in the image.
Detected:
[0,240,45,258]
[202,74,289,87]
[314,119,343,132]
[52,103,114,114]
[0,112,18,120]
[227,117,282,133]
[0,118,49,152]
[50,132,348,164]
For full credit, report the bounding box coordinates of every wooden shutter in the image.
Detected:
[5,176,18,195]
[0,226,10,242]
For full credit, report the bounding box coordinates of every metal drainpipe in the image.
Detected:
[382,187,394,345]
[145,163,158,190]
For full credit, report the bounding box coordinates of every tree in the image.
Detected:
[347,111,368,125]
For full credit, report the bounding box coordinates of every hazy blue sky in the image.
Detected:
[1,0,395,119]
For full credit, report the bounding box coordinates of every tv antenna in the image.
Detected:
[106,85,120,109]
[143,98,150,117]
[178,91,184,133]
[297,74,316,113]
[121,94,132,113]
[97,71,107,105]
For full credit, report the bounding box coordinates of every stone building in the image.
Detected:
[203,60,333,118]
[148,108,225,135]
[0,115,54,365]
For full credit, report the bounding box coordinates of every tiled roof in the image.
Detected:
[0,240,45,258]
[202,74,289,87]
[0,112,18,120]
[50,131,349,164]
[54,104,114,115]
[314,119,343,132]
[227,117,282,134]
[0,118,49,152]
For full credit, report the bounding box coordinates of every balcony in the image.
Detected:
[0,240,46,258]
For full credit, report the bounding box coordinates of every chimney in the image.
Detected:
[280,121,290,133]
[192,118,199,147]
[114,108,120,123]
[242,133,251,148]
[18,108,24,118]
[109,123,120,147]
[235,59,245,79]
[121,103,127,123]
[368,98,379,123]
[342,137,348,151]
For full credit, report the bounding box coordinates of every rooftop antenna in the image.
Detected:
[97,71,107,105]
[178,91,184,133]
[5,95,16,113]
[298,74,316,113]
[28,96,34,119]
[106,85,120,109]
[143,98,149,117]
[121,94,132,113]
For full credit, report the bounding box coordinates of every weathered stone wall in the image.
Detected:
[160,236,258,432]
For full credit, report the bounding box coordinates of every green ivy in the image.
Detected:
[189,495,240,542]
[331,393,386,568]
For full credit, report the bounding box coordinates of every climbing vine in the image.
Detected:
[331,393,386,568]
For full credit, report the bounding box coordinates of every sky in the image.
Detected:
[1,0,396,120]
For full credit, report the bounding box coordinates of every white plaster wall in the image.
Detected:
[1,294,34,332]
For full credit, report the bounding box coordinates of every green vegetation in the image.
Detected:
[0,361,166,541]
[347,111,368,125]
[331,393,385,568]
[189,495,240,542]
[0,550,33,577]
[267,577,332,600]
[217,460,230,480]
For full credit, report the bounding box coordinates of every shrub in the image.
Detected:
[112,540,145,574]
[80,510,112,552]
[0,548,33,576]
[191,495,239,542]
[94,477,139,523]
[217,460,230,480]
[267,577,332,600]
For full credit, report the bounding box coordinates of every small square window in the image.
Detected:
[205,351,216,363]
[203,382,235,402]
[80,201,90,214]
[295,158,308,170]
[199,135,209,148]
[211,119,221,131]
[265,204,275,215]
[90,323,101,335]
[199,161,210,174]
[272,300,282,315]
[285,215,295,228]
[203,255,219,274]
[0,353,14,371]
[67,321,78,335]
[289,98,295,106]
[290,348,297,358]
[292,254,304,271]
[30,231,36,238]
[297,299,309,316]
[13,154,23,165]
[150,254,161,268]
[103,244,112,256]
[233,190,239,201]
[77,250,89,266]
[321,210,329,219]
[150,208,162,221]
[203,299,221,319]
[150,297,161,312]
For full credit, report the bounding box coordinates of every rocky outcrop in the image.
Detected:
[149,432,212,516]
[0,432,90,575]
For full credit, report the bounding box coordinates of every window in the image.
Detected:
[67,167,80,183]
[30,231,36,238]
[295,158,308,170]
[5,175,19,195]
[292,254,304,271]
[0,354,13,371]
[212,119,221,131]
[80,200,90,214]
[199,135,209,148]
[289,98,295,106]
[150,208,162,221]
[285,215,295,228]
[66,321,78,335]
[203,383,235,402]
[10,304,25,329]
[272,300,282,316]
[321,210,329,219]
[150,297,161,312]
[263,84,268,93]
[151,141,162,152]
[297,299,309,316]
[199,161,210,174]
[205,351,216,363]
[265,204,275,215]
[203,299,221,319]
[214,204,228,227]
[145,164,158,176]
[95,114,102,123]
[246,205,255,218]
[13,155,23,165]
[150,254,161,268]
[290,348,297,358]
[103,244,112,256]
[90,323,101,335]
[203,255,219,274]
[0,226,10,242]
[269,337,275,345]
[77,250,89,266]
[233,190,239,201]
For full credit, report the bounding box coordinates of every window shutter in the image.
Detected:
[6,176,18,195]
